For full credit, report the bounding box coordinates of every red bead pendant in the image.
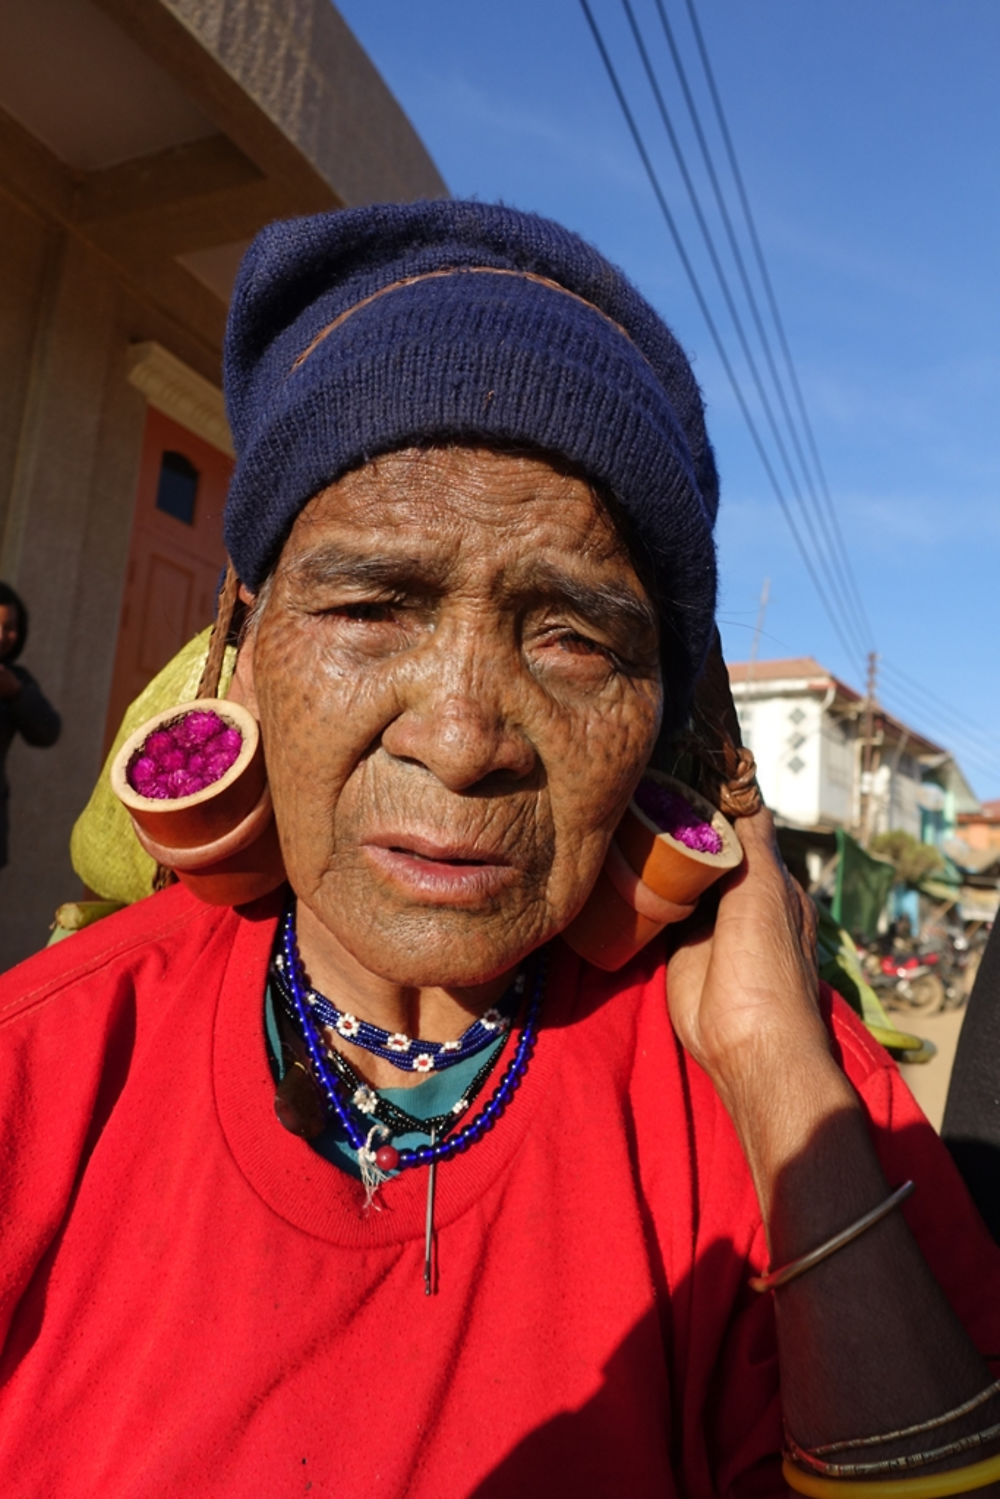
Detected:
[374,1144,400,1172]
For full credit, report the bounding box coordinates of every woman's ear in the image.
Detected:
[227,584,260,715]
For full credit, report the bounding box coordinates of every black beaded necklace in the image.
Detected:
[275,904,544,1176]
[270,958,509,1144]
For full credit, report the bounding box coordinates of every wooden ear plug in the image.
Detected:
[563,771,743,971]
[564,632,759,971]
[110,698,285,906]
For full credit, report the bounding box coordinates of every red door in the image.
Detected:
[104,408,232,751]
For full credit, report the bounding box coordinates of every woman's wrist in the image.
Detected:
[710,1043,866,1232]
[707,1022,844,1123]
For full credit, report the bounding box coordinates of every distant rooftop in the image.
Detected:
[959,799,1000,824]
[727,655,944,758]
[728,655,858,698]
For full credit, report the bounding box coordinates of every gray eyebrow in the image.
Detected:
[284,542,659,641]
[513,559,659,641]
[284,544,447,592]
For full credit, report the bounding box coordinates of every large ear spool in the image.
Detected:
[563,631,762,970]
[109,562,286,906]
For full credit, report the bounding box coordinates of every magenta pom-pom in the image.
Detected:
[216,727,242,758]
[165,769,191,797]
[144,730,174,761]
[130,755,158,786]
[633,779,723,855]
[173,710,226,749]
[126,709,244,799]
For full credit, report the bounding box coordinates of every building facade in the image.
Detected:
[956,800,1000,858]
[0,0,445,964]
[728,657,978,882]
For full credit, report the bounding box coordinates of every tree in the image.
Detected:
[868,830,944,886]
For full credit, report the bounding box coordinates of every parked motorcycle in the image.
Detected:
[927,927,988,1009]
[863,950,946,1014]
[861,927,988,1015]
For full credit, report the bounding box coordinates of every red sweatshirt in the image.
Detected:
[1,884,997,1498]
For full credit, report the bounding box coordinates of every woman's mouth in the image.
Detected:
[362,834,518,904]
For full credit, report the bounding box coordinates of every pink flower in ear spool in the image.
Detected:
[110,698,286,905]
[563,771,743,971]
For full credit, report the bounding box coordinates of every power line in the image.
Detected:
[579,2,995,796]
[576,0,863,669]
[878,706,997,785]
[875,691,1000,791]
[880,658,999,743]
[658,3,996,792]
[651,0,875,656]
[679,0,877,652]
[618,0,869,663]
[879,661,1000,769]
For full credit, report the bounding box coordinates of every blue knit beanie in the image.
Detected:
[223,199,719,711]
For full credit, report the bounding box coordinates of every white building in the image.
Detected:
[727,657,978,849]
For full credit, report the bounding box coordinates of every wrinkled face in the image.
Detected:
[243,446,663,987]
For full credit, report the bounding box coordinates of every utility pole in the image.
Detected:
[742,577,770,746]
[859,651,879,847]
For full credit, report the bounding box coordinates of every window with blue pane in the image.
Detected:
[155,450,199,525]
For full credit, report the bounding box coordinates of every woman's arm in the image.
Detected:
[666,808,1000,1487]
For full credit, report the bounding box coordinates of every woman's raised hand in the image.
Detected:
[664,806,828,1099]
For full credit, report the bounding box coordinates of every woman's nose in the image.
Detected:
[380,678,537,792]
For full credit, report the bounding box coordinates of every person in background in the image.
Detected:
[0,580,60,867]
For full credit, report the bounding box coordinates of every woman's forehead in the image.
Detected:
[281,446,641,572]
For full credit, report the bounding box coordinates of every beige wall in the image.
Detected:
[167,0,446,206]
[0,0,445,968]
[0,205,147,964]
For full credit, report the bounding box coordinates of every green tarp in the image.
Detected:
[831,827,895,943]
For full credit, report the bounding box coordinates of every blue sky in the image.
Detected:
[336,0,1000,797]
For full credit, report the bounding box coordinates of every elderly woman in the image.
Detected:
[1,202,999,1498]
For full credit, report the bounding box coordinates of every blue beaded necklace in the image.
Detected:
[273,944,522,1073]
[278,905,544,1180]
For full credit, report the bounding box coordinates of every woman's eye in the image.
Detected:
[557,631,611,656]
[321,598,404,623]
[538,626,622,674]
[338,601,396,621]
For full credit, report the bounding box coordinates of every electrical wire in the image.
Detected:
[577,0,864,668]
[679,0,877,653]
[874,703,1000,793]
[880,658,999,743]
[879,662,1000,776]
[646,0,873,658]
[580,1,995,794]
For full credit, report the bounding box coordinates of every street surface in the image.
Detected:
[895,1005,967,1132]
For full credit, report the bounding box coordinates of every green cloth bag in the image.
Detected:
[69,628,237,907]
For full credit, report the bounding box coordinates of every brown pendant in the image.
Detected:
[273,1061,327,1140]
